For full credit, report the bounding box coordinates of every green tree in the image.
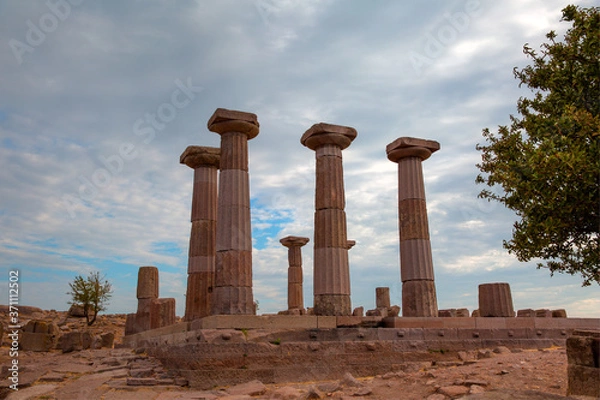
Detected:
[476,5,599,286]
[67,271,113,325]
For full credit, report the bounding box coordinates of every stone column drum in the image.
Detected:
[136,266,159,331]
[280,236,310,312]
[478,283,514,317]
[208,108,259,315]
[376,287,391,309]
[180,146,220,321]
[301,123,357,316]
[386,137,439,317]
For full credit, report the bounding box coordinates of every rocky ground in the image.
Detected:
[0,308,592,400]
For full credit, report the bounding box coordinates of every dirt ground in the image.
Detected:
[0,345,589,400]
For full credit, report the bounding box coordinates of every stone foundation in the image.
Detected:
[121,316,600,389]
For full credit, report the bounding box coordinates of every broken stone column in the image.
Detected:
[376,287,391,309]
[386,137,439,317]
[301,123,357,316]
[280,236,310,312]
[150,298,176,330]
[208,108,259,315]
[180,146,220,321]
[478,283,514,317]
[136,266,159,331]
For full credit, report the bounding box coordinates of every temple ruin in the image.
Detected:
[123,107,599,390]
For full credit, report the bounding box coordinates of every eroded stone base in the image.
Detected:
[314,294,351,316]
[402,280,437,317]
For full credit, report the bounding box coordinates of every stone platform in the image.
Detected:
[121,316,599,389]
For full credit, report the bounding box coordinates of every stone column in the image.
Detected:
[180,146,220,321]
[376,287,391,309]
[301,123,357,316]
[208,108,259,315]
[386,137,439,317]
[478,283,514,317]
[136,266,159,331]
[280,236,310,312]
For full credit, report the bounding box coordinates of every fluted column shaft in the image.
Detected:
[479,283,514,317]
[301,123,357,316]
[280,236,310,311]
[180,146,220,321]
[387,137,440,317]
[208,108,259,315]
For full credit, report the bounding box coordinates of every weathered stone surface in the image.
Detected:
[535,309,552,318]
[352,307,364,317]
[210,108,258,315]
[281,236,309,311]
[376,287,391,309]
[150,298,176,330]
[303,123,355,317]
[19,332,55,352]
[227,380,267,396]
[387,137,439,318]
[402,280,438,317]
[479,283,514,317]
[568,365,600,397]
[517,309,535,317]
[137,266,159,299]
[185,272,213,321]
[552,309,567,318]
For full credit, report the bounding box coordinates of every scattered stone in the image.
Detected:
[270,386,303,399]
[439,385,469,398]
[130,368,154,378]
[426,394,446,400]
[552,309,567,318]
[493,346,511,354]
[352,307,364,317]
[39,372,67,382]
[469,384,485,394]
[127,377,158,386]
[227,380,267,396]
[352,386,372,396]
[317,382,341,393]
[305,386,325,399]
[341,372,362,387]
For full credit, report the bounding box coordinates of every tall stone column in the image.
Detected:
[386,137,440,317]
[208,108,259,315]
[180,146,220,321]
[280,236,310,312]
[301,123,357,316]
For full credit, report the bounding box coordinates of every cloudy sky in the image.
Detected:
[1,0,598,318]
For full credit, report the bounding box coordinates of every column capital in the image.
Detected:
[280,236,310,248]
[386,137,440,162]
[346,240,356,250]
[207,108,259,139]
[180,146,220,169]
[301,123,357,151]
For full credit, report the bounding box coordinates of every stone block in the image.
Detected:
[566,333,600,368]
[389,305,401,317]
[517,309,535,317]
[352,306,364,317]
[567,364,600,398]
[552,309,567,318]
[535,309,552,318]
[100,332,115,348]
[456,308,470,317]
[19,332,54,352]
[438,309,456,317]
